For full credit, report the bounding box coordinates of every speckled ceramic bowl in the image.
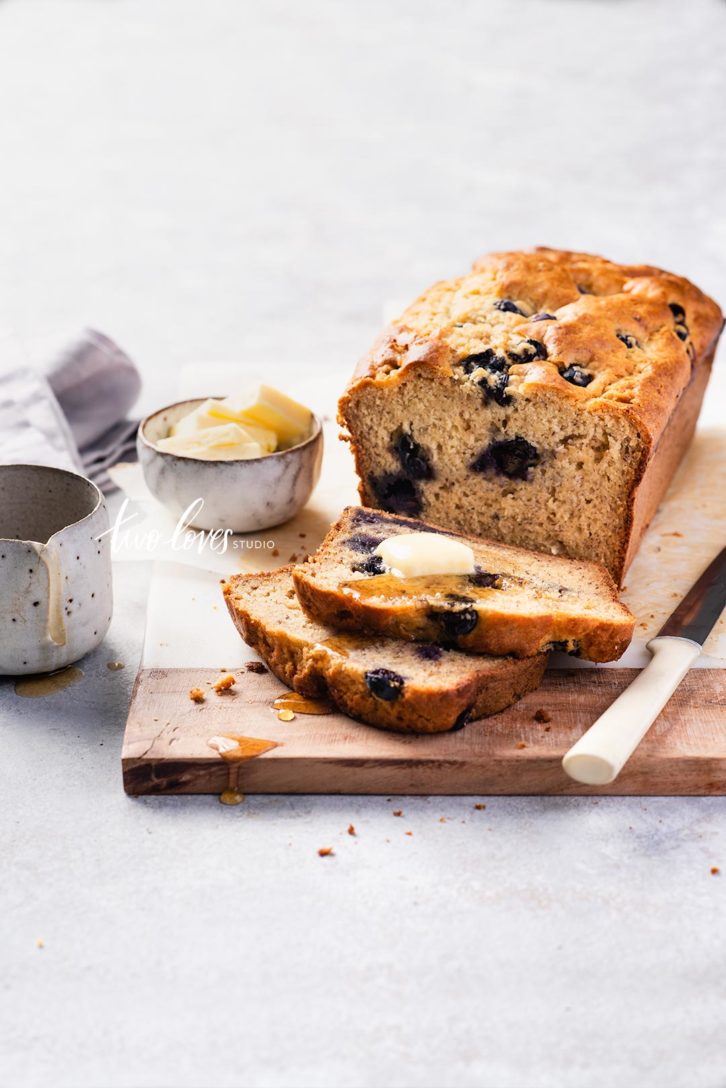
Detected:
[137,397,324,532]
[0,464,113,675]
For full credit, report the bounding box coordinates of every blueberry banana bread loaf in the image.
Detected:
[339,248,723,584]
[292,508,634,661]
[223,568,547,734]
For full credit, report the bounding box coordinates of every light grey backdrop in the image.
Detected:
[1,2,725,1087]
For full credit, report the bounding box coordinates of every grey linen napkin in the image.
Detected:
[0,329,141,492]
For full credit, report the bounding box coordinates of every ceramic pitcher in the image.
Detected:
[0,464,113,674]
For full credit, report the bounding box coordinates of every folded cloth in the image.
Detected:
[40,329,141,451]
[0,328,141,492]
[80,417,140,492]
[0,365,83,474]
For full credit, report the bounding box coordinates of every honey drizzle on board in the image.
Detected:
[272,692,333,715]
[207,734,279,805]
[207,734,279,762]
[15,666,83,698]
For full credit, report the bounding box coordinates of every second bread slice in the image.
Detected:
[292,507,634,661]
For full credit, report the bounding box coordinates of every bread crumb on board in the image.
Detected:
[245,661,268,674]
[474,803,486,810]
[212,673,236,694]
[533,708,552,723]
[392,809,403,817]
[318,846,334,857]
[516,741,528,749]
[347,824,356,836]
[711,866,721,876]
[271,548,280,557]
[189,687,206,703]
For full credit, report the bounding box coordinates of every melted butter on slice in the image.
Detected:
[342,571,489,603]
[374,533,475,579]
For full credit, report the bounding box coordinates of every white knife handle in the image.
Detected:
[562,636,701,786]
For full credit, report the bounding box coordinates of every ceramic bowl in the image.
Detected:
[137,397,324,533]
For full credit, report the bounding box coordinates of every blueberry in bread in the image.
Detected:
[338,248,723,584]
[292,507,635,661]
[223,568,547,734]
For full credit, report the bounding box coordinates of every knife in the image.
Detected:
[562,544,726,786]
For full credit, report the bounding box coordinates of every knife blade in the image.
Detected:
[657,543,726,645]
[562,544,726,786]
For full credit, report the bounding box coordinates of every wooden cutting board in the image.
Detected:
[122,666,726,796]
[120,367,726,797]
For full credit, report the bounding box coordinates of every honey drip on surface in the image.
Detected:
[273,692,332,715]
[341,572,499,603]
[106,661,125,671]
[15,666,83,698]
[220,788,245,806]
[207,734,279,807]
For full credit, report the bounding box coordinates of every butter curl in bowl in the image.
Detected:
[138,384,323,532]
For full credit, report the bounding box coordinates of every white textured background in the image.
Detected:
[1,2,726,1087]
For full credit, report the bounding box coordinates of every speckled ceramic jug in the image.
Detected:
[0,465,113,674]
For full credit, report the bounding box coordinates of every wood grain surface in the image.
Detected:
[122,666,726,796]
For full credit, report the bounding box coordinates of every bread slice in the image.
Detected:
[223,568,547,734]
[292,507,634,661]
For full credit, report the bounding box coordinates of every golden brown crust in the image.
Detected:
[292,507,635,662]
[222,568,547,734]
[621,341,716,577]
[343,247,722,449]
